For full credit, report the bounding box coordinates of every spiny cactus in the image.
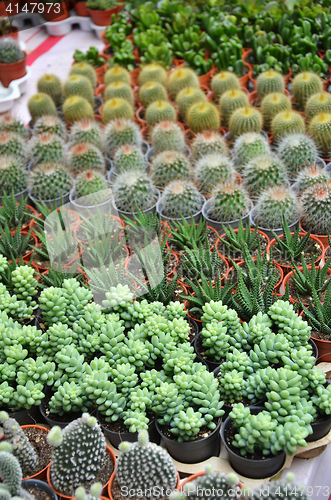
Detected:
[115,429,177,498]
[37,74,63,107]
[243,154,288,198]
[306,92,331,122]
[28,93,57,122]
[0,39,24,64]
[0,445,26,498]
[233,132,270,170]
[150,121,185,154]
[64,74,94,107]
[103,119,142,157]
[271,110,305,140]
[104,81,134,106]
[191,131,228,160]
[229,107,263,139]
[0,155,27,196]
[300,182,331,235]
[74,170,109,206]
[0,115,26,137]
[168,67,199,97]
[292,72,323,110]
[211,71,240,99]
[219,89,249,127]
[0,411,38,473]
[104,65,131,87]
[308,112,331,153]
[256,70,284,101]
[252,473,308,500]
[158,180,204,218]
[66,142,105,176]
[194,153,236,195]
[28,132,64,164]
[150,150,192,188]
[171,465,241,500]
[28,162,72,200]
[139,82,168,108]
[176,86,207,119]
[70,62,97,88]
[187,101,220,133]
[261,92,291,130]
[102,97,134,124]
[0,132,25,159]
[113,144,146,173]
[33,115,66,138]
[145,100,176,128]
[63,96,94,125]
[47,414,107,496]
[207,182,251,222]
[295,164,331,195]
[138,63,167,87]
[112,170,158,213]
[277,133,318,178]
[69,119,102,149]
[254,185,301,229]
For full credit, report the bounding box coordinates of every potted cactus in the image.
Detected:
[69,171,112,218]
[108,429,179,500]
[0,38,26,88]
[28,162,73,209]
[0,411,51,481]
[156,181,205,223]
[46,413,116,498]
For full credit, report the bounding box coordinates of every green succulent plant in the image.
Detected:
[191,131,228,161]
[150,150,192,189]
[28,162,72,201]
[277,133,318,179]
[150,121,185,154]
[243,154,288,198]
[37,73,63,107]
[271,110,305,140]
[233,132,270,171]
[28,93,57,122]
[229,107,263,139]
[103,118,142,157]
[158,180,204,219]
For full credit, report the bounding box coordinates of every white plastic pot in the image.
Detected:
[202,198,253,232]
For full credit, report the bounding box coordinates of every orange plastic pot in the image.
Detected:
[42,1,70,21]
[130,67,140,87]
[180,471,243,490]
[0,425,50,480]
[300,224,330,252]
[281,269,307,306]
[21,232,38,262]
[88,5,123,26]
[99,30,107,44]
[310,336,331,363]
[0,53,26,88]
[267,232,324,273]
[216,227,270,264]
[71,0,89,16]
[95,83,105,99]
[47,445,116,499]
[101,44,111,61]
[135,106,146,126]
[108,471,180,500]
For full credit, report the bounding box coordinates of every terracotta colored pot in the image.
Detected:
[130,67,140,87]
[216,227,270,264]
[47,445,116,499]
[180,471,243,490]
[101,44,111,61]
[108,471,180,500]
[95,83,105,99]
[135,105,146,126]
[0,0,21,15]
[42,0,70,21]
[198,68,215,89]
[310,336,331,363]
[299,224,330,252]
[0,26,19,40]
[99,29,107,44]
[0,53,26,88]
[21,231,38,262]
[268,232,324,273]
[72,0,89,16]
[0,425,50,480]
[88,4,123,26]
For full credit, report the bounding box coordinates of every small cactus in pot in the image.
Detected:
[66,142,105,176]
[64,74,94,107]
[295,165,331,195]
[145,100,176,128]
[150,121,185,154]
[308,112,331,154]
[261,92,291,130]
[104,81,134,106]
[277,133,318,178]
[187,102,220,133]
[205,182,251,223]
[271,110,305,140]
[113,144,146,173]
[233,132,270,171]
[211,71,240,99]
[103,119,142,157]
[104,65,131,87]
[176,87,207,119]
[70,62,97,88]
[168,67,199,97]
[219,89,249,127]
[229,107,262,139]
[63,96,94,124]
[305,92,331,122]
[0,132,25,159]
[28,93,57,122]
[194,153,237,195]
[33,115,66,138]
[243,154,288,198]
[0,114,26,137]
[138,63,167,87]
[28,132,64,164]
[28,162,72,201]
[150,150,192,189]
[102,98,134,124]
[69,119,102,149]
[191,131,228,161]
[37,73,63,107]
[74,170,110,206]
[112,170,158,213]
[138,82,168,108]
[300,182,331,235]
[0,155,27,197]
[292,72,323,110]
[157,180,204,219]
[256,70,284,101]
[254,185,302,230]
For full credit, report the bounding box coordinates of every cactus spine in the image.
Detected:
[211,71,240,99]
[139,82,168,108]
[254,186,301,229]
[28,93,57,122]
[151,121,185,154]
[104,81,134,106]
[194,153,237,195]
[104,66,131,87]
[292,72,323,110]
[256,70,284,100]
[70,62,97,88]
[145,100,176,128]
[271,110,305,140]
[295,165,331,195]
[138,64,167,87]
[187,102,220,133]
[63,96,94,125]
[308,112,331,153]
[277,133,318,178]
[261,92,291,130]
[176,87,207,119]
[74,171,109,205]
[0,132,25,159]
[229,107,262,139]
[0,115,26,137]
[33,115,66,138]
[28,132,64,164]
[102,98,134,124]
[158,180,204,218]
[37,74,63,107]
[220,89,249,127]
[150,151,192,188]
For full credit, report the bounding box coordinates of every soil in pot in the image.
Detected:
[228,263,282,292]
[286,274,329,305]
[271,237,322,268]
[0,427,51,479]
[168,226,219,255]
[23,483,53,500]
[98,412,159,448]
[217,231,268,262]
[40,395,94,427]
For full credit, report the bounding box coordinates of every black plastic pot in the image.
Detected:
[22,478,57,500]
[194,333,221,372]
[306,414,331,442]
[5,405,41,425]
[187,315,198,345]
[309,338,318,363]
[97,411,159,448]
[40,393,96,428]
[155,418,222,464]
[221,409,286,479]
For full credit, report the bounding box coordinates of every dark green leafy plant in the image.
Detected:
[168,216,207,251]
[299,283,331,338]
[73,46,105,68]
[218,219,260,257]
[0,224,32,260]
[122,209,164,242]
[181,273,233,317]
[0,191,32,231]
[290,255,331,298]
[132,270,178,306]
[271,216,313,263]
[181,243,226,281]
